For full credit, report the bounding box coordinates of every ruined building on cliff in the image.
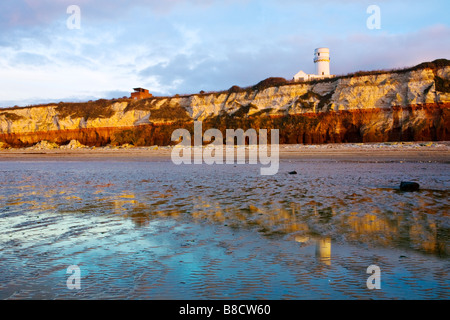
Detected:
[131,88,152,100]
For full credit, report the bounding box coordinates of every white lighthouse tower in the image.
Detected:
[293,48,334,81]
[314,47,330,76]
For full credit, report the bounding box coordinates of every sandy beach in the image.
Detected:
[1,141,449,162]
[1,141,449,299]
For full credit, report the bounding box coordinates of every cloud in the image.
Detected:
[0,0,237,31]
[1,0,449,107]
[327,24,450,74]
[136,23,450,96]
[11,52,52,66]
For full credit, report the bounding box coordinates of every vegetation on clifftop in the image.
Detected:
[0,58,448,118]
[54,99,116,120]
[123,98,191,121]
[435,76,450,93]
[0,112,24,121]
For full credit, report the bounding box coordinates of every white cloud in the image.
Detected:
[0,0,449,107]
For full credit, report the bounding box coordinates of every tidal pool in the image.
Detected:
[0,159,449,299]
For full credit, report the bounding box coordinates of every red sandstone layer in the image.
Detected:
[0,104,448,148]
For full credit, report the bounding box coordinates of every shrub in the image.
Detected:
[300,91,321,100]
[232,104,257,118]
[0,112,24,121]
[150,105,191,121]
[228,85,242,93]
[249,108,273,117]
[412,59,450,71]
[252,77,287,91]
[55,99,115,120]
[435,76,450,93]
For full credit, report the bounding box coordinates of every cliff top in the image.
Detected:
[2,58,449,112]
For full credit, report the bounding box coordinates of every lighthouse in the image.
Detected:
[293,48,334,82]
[314,47,330,76]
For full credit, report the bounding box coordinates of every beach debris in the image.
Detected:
[399,181,420,192]
[288,170,297,174]
[120,143,134,149]
[0,141,10,149]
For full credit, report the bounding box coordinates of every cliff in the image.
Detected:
[1,59,449,148]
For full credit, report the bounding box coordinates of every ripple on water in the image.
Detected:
[0,160,449,299]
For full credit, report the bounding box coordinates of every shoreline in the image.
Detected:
[1,141,449,162]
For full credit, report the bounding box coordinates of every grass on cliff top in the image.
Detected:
[184,58,450,96]
[1,98,127,120]
[0,112,25,121]
[328,58,450,81]
[124,99,191,120]
[435,76,450,93]
[54,99,117,120]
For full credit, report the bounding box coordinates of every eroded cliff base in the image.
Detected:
[0,103,448,148]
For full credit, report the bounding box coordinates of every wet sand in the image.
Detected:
[1,142,449,162]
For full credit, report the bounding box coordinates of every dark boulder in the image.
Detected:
[399,181,420,192]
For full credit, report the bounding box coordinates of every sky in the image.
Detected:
[0,0,449,107]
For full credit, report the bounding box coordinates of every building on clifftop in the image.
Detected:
[293,48,335,81]
[131,88,152,100]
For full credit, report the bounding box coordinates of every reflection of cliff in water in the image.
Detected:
[43,189,448,257]
[1,162,448,258]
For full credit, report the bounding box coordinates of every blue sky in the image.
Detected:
[0,0,449,107]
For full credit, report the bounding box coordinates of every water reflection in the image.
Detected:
[294,236,332,265]
[315,237,332,265]
[0,160,449,299]
[0,161,449,259]
[2,191,447,257]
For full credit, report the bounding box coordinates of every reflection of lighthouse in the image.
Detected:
[314,48,330,76]
[315,237,331,265]
[294,235,332,265]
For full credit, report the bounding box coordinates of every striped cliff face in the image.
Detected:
[1,62,449,148]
